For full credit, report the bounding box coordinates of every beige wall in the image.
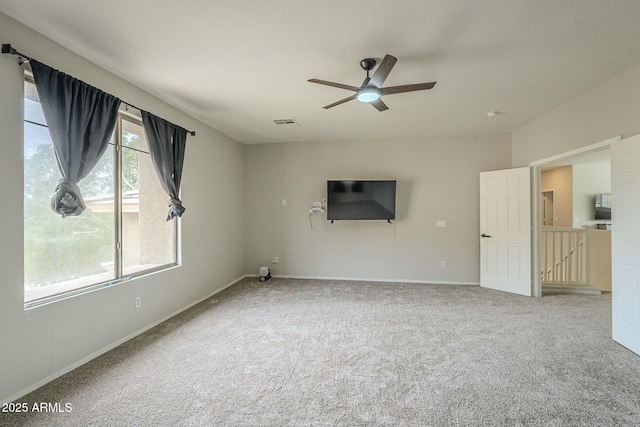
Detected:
[0,12,245,403]
[243,135,512,284]
[540,166,572,227]
[512,64,640,166]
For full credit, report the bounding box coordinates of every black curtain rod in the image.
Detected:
[2,43,196,136]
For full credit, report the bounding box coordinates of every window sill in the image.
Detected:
[24,263,179,310]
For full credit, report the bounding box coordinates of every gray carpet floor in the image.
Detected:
[2,277,640,426]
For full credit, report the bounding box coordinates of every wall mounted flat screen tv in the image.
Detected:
[595,207,611,220]
[595,193,611,220]
[327,180,396,221]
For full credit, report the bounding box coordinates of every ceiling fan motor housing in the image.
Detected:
[360,58,377,71]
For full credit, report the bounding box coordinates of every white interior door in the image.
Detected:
[611,134,640,355]
[480,167,532,296]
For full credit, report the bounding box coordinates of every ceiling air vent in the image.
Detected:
[273,118,298,125]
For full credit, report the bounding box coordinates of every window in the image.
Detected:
[24,76,177,306]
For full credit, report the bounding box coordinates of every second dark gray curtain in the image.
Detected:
[30,60,121,217]
[141,111,188,220]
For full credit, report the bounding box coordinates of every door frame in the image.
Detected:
[529,136,621,297]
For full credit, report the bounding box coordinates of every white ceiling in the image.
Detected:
[2,1,640,145]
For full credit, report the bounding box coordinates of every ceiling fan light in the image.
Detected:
[357,87,380,103]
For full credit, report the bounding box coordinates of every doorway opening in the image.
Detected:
[530,137,619,297]
[541,190,555,226]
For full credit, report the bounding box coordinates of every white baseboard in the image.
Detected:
[3,275,247,405]
[246,273,479,286]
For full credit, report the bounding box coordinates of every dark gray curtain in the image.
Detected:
[30,60,121,217]
[141,111,188,220]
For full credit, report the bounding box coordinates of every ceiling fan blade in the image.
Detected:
[323,94,357,109]
[308,79,359,92]
[380,82,436,95]
[361,76,371,87]
[370,98,389,112]
[369,54,397,88]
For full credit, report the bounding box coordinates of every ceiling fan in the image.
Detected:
[308,54,436,111]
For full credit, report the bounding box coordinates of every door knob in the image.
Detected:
[481,233,492,238]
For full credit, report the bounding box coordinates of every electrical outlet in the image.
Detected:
[272,257,279,264]
[441,261,447,268]
[135,296,141,308]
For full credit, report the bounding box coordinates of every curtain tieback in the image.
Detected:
[51,178,86,217]
[167,197,185,221]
